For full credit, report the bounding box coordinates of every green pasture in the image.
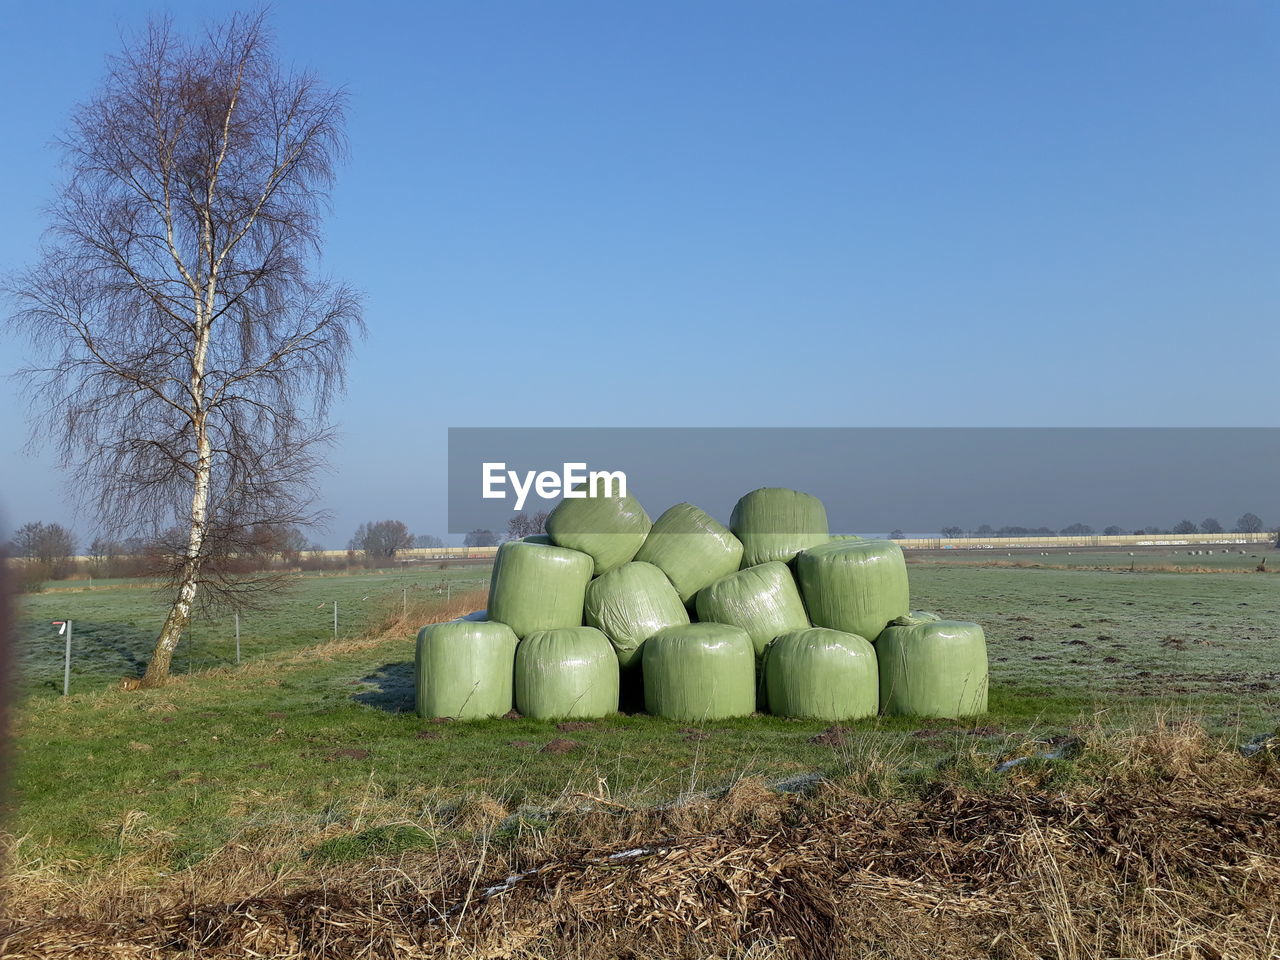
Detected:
[8,562,1279,875]
[908,545,1274,572]
[13,563,492,697]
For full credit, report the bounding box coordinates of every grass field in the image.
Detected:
[7,557,1277,880]
[907,544,1274,572]
[13,562,493,697]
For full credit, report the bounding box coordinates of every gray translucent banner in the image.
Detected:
[447,428,1278,536]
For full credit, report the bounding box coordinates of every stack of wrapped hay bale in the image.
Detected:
[416,485,988,723]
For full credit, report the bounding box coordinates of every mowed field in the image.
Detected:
[7,552,1278,887]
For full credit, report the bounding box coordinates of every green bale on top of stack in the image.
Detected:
[795,538,909,642]
[730,487,829,568]
[514,626,619,719]
[487,539,593,639]
[762,627,878,721]
[695,560,809,656]
[584,561,689,667]
[546,476,652,576]
[876,613,989,718]
[634,502,744,605]
[416,619,518,719]
[642,623,756,721]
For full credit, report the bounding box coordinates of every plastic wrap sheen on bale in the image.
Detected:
[634,502,745,604]
[762,627,878,720]
[545,477,652,575]
[584,561,689,667]
[877,613,989,718]
[487,539,593,638]
[514,626,619,719]
[642,623,756,721]
[694,560,809,656]
[795,537,910,642]
[416,619,518,719]
[730,487,829,567]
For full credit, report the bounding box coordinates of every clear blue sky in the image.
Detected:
[1,1,1276,545]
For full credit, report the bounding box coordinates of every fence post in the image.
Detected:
[333,600,338,640]
[235,611,241,664]
[64,620,72,697]
[447,580,451,601]
[403,586,407,618]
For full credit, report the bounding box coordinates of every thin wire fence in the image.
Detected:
[16,569,493,697]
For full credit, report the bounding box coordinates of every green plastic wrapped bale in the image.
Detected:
[514,627,619,719]
[634,502,744,604]
[730,488,829,567]
[695,561,809,656]
[415,619,518,719]
[795,538,910,642]
[642,623,756,721]
[584,562,689,667]
[487,539,593,638]
[877,614,989,718]
[762,627,878,720]
[546,477,652,576]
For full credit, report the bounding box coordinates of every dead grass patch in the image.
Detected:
[2,720,1277,958]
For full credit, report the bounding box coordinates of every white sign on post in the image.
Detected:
[52,620,71,696]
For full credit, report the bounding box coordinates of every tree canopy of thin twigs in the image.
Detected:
[4,12,363,686]
[350,520,415,564]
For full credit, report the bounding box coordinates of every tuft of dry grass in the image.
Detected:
[2,719,1277,959]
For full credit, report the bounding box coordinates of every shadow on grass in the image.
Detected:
[20,620,155,692]
[353,661,415,713]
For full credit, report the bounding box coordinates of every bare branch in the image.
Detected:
[3,12,362,685]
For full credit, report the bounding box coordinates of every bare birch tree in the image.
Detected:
[5,13,362,686]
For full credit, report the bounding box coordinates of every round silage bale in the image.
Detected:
[634,502,744,604]
[795,538,909,642]
[694,561,809,656]
[730,487,829,568]
[545,477,652,576]
[642,623,756,721]
[584,561,689,667]
[876,614,989,718]
[762,627,878,721]
[515,626,619,719]
[415,619,518,720]
[487,539,593,639]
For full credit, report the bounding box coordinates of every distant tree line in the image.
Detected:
[930,513,1270,539]
[3,521,320,591]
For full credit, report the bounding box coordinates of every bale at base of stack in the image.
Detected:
[643,623,756,721]
[416,619,518,720]
[515,626,619,719]
[877,613,989,718]
[416,484,991,724]
[762,627,878,721]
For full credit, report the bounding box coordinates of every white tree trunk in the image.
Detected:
[140,305,213,686]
